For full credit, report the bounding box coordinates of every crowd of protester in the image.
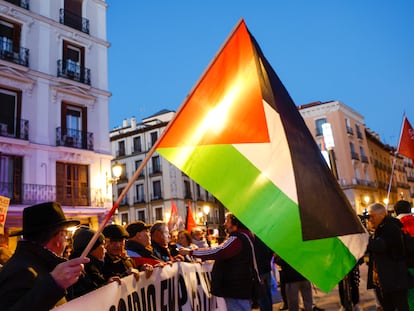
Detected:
[1,199,414,311]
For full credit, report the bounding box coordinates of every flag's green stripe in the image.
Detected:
[157,145,356,291]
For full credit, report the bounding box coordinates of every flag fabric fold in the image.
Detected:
[398,115,414,161]
[186,202,197,233]
[155,19,367,292]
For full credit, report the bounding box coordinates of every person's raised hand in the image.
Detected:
[51,257,90,289]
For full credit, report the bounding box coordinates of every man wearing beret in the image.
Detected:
[0,201,89,311]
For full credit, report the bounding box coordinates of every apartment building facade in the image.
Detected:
[299,100,413,214]
[109,110,223,230]
[0,0,112,243]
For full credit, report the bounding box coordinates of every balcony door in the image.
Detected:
[0,88,21,137]
[56,162,89,206]
[63,41,84,79]
[61,102,86,148]
[0,155,22,203]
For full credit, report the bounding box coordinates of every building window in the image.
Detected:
[63,41,84,78]
[135,184,144,203]
[118,141,125,156]
[150,131,158,147]
[0,154,22,203]
[344,118,353,135]
[136,209,146,222]
[0,18,20,55]
[56,162,89,206]
[133,136,142,153]
[61,102,87,148]
[120,213,129,226]
[154,207,163,221]
[152,180,162,200]
[0,88,21,137]
[184,180,192,199]
[355,124,363,139]
[350,142,359,160]
[151,156,160,174]
[135,159,144,177]
[315,118,327,136]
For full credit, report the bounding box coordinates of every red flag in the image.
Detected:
[167,200,183,231]
[186,202,197,233]
[398,115,414,160]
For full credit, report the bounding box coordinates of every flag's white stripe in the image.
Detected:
[234,101,297,203]
[338,232,369,260]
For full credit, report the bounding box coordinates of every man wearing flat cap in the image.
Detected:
[102,224,138,281]
[0,201,89,311]
[126,221,161,270]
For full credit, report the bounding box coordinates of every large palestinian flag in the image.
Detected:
[156,19,368,292]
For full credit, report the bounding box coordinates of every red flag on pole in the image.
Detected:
[398,115,414,161]
[186,201,197,232]
[167,200,182,231]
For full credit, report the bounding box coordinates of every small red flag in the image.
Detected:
[186,201,197,233]
[398,116,414,161]
[167,200,183,231]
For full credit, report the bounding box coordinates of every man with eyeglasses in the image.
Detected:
[0,201,89,311]
[102,224,138,281]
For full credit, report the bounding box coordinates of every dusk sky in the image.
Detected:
[106,1,414,147]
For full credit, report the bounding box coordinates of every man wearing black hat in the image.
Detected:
[0,201,89,311]
[126,221,161,270]
[102,224,138,281]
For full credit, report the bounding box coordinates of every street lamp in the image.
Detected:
[106,162,123,194]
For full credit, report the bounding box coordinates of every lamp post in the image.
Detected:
[106,162,123,222]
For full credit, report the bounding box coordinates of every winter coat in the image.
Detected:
[0,240,67,311]
[366,216,410,292]
[67,255,107,300]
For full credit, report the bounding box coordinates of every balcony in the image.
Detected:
[0,182,104,206]
[351,151,360,160]
[356,130,363,140]
[134,195,146,204]
[4,0,29,9]
[0,118,28,140]
[57,60,91,85]
[56,127,94,151]
[346,126,354,135]
[0,37,29,67]
[361,155,369,163]
[59,9,89,34]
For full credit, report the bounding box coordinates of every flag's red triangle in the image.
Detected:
[186,202,197,233]
[157,20,269,148]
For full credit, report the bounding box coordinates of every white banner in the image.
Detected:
[54,261,226,311]
[0,195,10,235]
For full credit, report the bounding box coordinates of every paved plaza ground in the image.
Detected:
[254,264,378,311]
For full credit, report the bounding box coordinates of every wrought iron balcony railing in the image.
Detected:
[56,127,94,150]
[0,118,29,140]
[59,8,89,34]
[0,37,29,66]
[4,0,29,9]
[57,59,91,85]
[0,182,109,206]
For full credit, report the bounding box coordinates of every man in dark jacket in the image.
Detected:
[0,201,89,311]
[179,212,255,311]
[102,224,138,280]
[367,202,410,311]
